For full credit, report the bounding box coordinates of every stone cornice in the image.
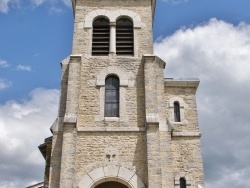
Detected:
[164,78,200,88]
[72,0,156,19]
[77,127,146,132]
[172,131,201,137]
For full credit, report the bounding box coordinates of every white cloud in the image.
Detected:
[49,6,62,14]
[0,88,59,187]
[30,0,48,6]
[0,59,10,68]
[16,65,32,71]
[62,0,71,7]
[0,79,12,91]
[0,0,11,13]
[0,0,19,13]
[155,18,250,188]
[0,0,70,13]
[29,0,71,7]
[33,53,40,57]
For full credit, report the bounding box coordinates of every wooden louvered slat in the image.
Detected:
[116,18,134,56]
[92,18,110,56]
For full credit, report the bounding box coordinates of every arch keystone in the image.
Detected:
[104,165,119,177]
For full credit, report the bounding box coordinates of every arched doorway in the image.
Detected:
[78,165,145,188]
[95,181,128,188]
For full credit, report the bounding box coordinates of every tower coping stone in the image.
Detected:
[142,54,166,69]
[71,0,156,19]
[164,79,200,88]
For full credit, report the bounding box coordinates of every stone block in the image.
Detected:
[104,165,119,177]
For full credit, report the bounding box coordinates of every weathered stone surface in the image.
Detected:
[45,0,205,188]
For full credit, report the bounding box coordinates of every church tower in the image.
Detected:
[39,0,205,187]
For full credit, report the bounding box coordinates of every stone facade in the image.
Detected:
[36,0,205,187]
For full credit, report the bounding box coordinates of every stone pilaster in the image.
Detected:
[109,22,116,54]
[48,132,63,188]
[48,56,70,188]
[143,54,166,188]
[64,55,81,117]
[59,55,81,187]
[59,124,77,188]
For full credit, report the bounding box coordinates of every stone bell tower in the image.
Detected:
[39,0,205,188]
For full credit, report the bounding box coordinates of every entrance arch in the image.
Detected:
[78,165,145,188]
[95,181,128,188]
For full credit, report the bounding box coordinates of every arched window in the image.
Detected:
[116,18,134,56]
[105,76,119,117]
[92,18,110,56]
[174,101,181,122]
[180,178,186,188]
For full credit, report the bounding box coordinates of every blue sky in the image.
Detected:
[1,0,250,187]
[154,0,250,38]
[0,1,73,103]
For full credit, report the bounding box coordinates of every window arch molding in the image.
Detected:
[115,15,133,23]
[84,9,141,28]
[95,66,134,121]
[93,15,110,22]
[96,66,134,87]
[169,97,187,124]
[174,173,192,188]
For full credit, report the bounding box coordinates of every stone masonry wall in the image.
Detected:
[46,0,206,187]
[71,0,154,129]
[74,132,148,187]
[73,0,153,55]
[165,86,200,131]
[77,57,145,128]
[171,137,204,187]
[164,85,205,187]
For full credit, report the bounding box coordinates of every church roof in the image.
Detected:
[38,136,52,159]
[26,182,44,188]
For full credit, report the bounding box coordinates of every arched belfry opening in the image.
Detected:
[95,181,128,188]
[116,18,134,56]
[92,17,110,56]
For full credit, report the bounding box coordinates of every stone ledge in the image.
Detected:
[170,122,187,126]
[172,131,201,137]
[164,78,200,88]
[146,114,159,123]
[77,127,146,132]
[70,54,82,60]
[64,113,77,123]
